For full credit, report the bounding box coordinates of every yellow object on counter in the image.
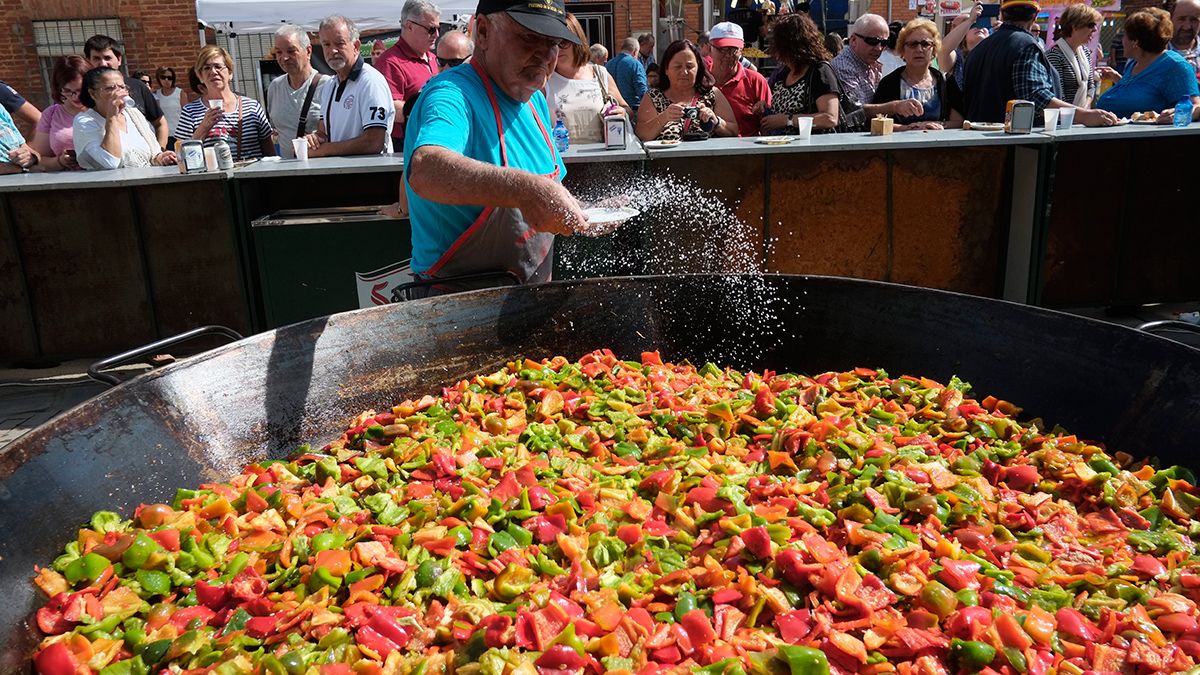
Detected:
[871,115,895,136]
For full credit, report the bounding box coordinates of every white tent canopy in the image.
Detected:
[196,0,478,34]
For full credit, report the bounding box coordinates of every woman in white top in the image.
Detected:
[545,14,631,143]
[73,67,177,170]
[153,66,184,146]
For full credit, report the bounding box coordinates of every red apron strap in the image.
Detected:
[472,61,509,167]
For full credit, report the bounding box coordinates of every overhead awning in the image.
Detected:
[196,0,479,33]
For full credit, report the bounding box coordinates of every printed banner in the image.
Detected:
[355,259,412,308]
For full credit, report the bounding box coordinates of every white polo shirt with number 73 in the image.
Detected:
[321,57,395,153]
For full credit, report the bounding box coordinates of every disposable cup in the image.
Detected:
[1043,108,1060,131]
[1058,108,1076,129]
[203,146,218,171]
[794,116,814,140]
[292,137,309,161]
[206,98,223,110]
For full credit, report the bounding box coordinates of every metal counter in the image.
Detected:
[1,123,1197,362]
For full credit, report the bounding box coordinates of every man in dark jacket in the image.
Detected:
[963,0,1117,126]
[85,35,169,149]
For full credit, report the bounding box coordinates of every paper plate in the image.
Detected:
[755,136,796,145]
[1129,119,1160,125]
[644,140,681,149]
[578,207,640,237]
[965,122,1005,131]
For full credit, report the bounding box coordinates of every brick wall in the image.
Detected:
[0,0,200,110]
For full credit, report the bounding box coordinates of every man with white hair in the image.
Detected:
[1171,0,1200,78]
[403,0,587,295]
[831,14,890,107]
[377,0,442,147]
[608,37,648,112]
[268,25,331,158]
[589,43,608,65]
[305,15,395,155]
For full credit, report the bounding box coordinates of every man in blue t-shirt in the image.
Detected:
[403,0,586,291]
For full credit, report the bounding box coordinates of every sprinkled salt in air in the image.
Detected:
[559,171,800,366]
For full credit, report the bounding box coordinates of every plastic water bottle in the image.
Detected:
[1174,96,1193,128]
[552,120,570,154]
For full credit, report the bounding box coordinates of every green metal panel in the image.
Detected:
[252,208,412,328]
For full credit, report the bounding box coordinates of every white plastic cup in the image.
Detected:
[203,146,218,171]
[206,98,222,110]
[1058,108,1076,129]
[1043,108,1060,131]
[794,117,814,140]
[292,137,309,161]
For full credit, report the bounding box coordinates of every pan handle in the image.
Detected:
[390,271,522,302]
[87,325,244,386]
[1138,320,1200,346]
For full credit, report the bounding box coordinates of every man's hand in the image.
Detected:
[305,131,327,151]
[379,201,407,218]
[891,99,924,118]
[520,176,586,236]
[751,100,768,116]
[1076,107,1119,127]
[8,145,36,168]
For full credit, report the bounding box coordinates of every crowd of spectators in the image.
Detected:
[0,0,1198,175]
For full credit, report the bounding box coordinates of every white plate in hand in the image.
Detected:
[578,206,639,236]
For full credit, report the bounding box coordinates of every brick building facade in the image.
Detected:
[0,0,201,115]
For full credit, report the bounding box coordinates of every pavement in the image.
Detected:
[1,303,1197,452]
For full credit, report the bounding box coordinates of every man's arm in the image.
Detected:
[13,101,40,130]
[1016,48,1117,126]
[152,116,168,148]
[407,145,583,235]
[310,127,388,156]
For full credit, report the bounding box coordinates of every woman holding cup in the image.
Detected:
[72,67,177,170]
[176,45,276,161]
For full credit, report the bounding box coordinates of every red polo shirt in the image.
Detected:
[716,64,771,136]
[375,38,438,140]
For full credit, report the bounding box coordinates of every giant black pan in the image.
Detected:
[2,274,1198,670]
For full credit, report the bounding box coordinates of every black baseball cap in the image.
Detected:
[476,0,582,45]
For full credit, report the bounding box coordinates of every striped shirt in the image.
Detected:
[176,95,273,161]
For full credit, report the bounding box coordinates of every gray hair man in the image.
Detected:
[269,25,332,158]
[831,14,889,107]
[378,0,442,146]
[608,37,648,111]
[403,0,587,297]
[304,15,397,156]
[637,32,656,67]
[589,43,608,65]
[1172,0,1200,76]
[436,30,474,68]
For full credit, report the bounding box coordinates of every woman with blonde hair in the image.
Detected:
[871,18,962,129]
[544,14,632,143]
[1047,4,1103,108]
[175,45,275,160]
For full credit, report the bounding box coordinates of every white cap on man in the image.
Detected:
[709,21,745,48]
